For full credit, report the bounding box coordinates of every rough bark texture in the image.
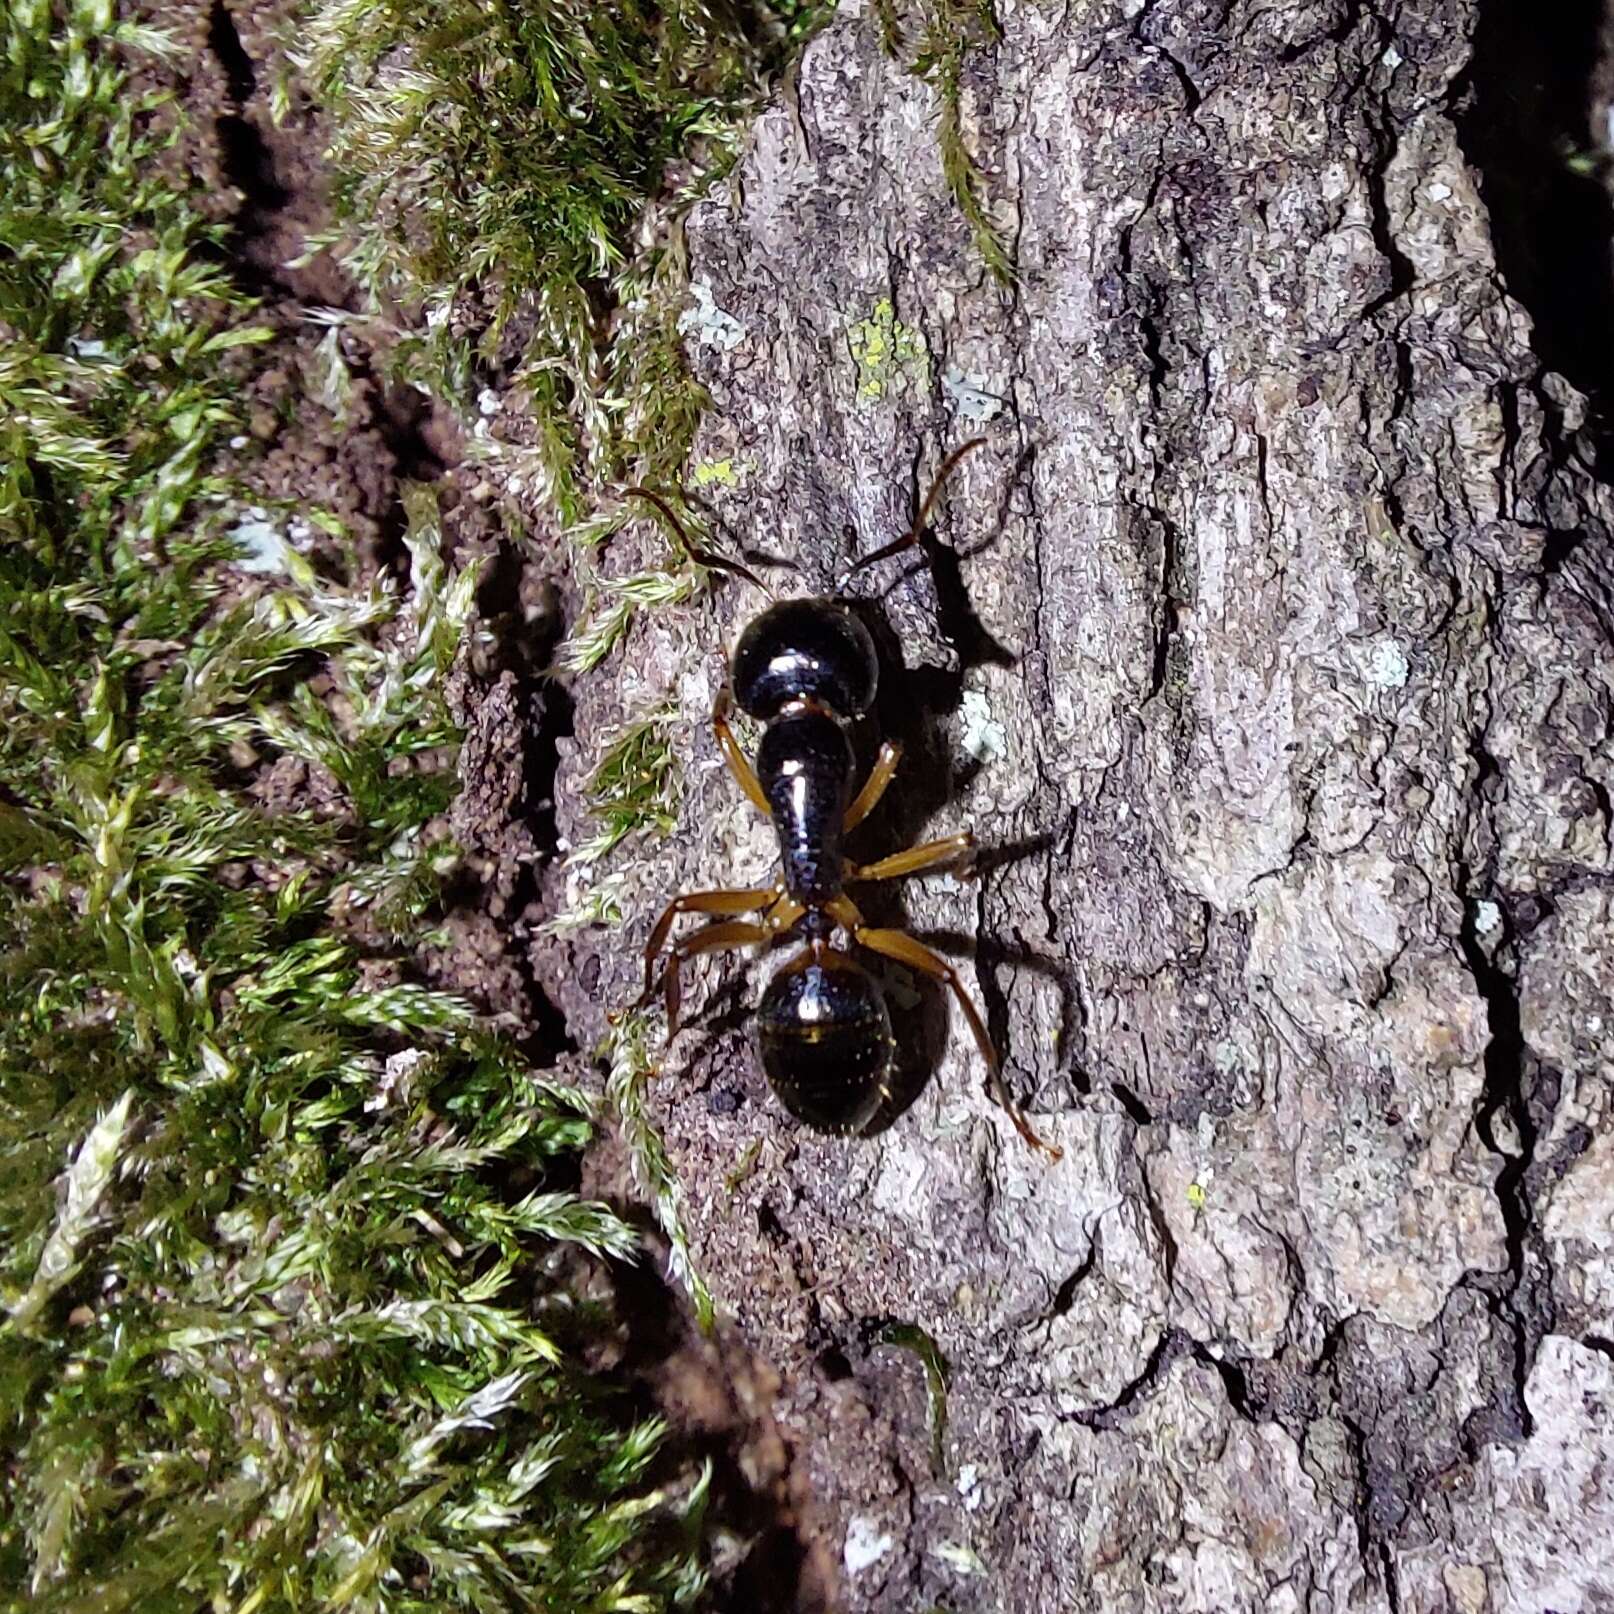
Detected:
[530,0,1614,1607]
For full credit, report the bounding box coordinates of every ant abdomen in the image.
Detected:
[756,954,894,1135]
[731,598,879,721]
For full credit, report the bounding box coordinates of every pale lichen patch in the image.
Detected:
[678,281,745,351]
[1365,638,1410,688]
[959,689,1007,764]
[942,366,1006,422]
[691,456,741,487]
[843,1515,894,1575]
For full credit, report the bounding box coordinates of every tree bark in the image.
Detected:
[541,0,1614,1607]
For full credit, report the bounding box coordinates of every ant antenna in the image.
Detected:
[623,485,767,591]
[836,436,988,594]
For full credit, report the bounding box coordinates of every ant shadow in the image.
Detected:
[853,846,1090,1139]
[841,436,1034,827]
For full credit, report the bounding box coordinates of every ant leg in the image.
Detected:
[837,437,987,590]
[662,898,804,1034]
[844,740,902,831]
[851,924,1063,1161]
[714,688,771,816]
[662,920,772,1037]
[638,886,781,1007]
[850,830,974,883]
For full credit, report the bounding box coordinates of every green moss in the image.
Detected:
[293,0,834,521]
[0,7,714,1607]
[572,711,682,867]
[876,1322,951,1476]
[605,1015,717,1333]
[892,0,1015,281]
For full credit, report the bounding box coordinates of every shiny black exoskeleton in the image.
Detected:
[742,599,876,907]
[632,442,1059,1157]
[736,600,890,1129]
[756,948,893,1135]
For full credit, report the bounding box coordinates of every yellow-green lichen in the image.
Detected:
[848,298,929,402]
[1187,1181,1207,1211]
[691,456,740,487]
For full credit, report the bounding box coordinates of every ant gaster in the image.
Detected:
[627,440,1061,1160]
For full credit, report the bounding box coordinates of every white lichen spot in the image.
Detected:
[942,366,1006,423]
[1474,900,1503,936]
[1382,42,1403,68]
[843,1516,893,1576]
[956,1462,983,1510]
[477,387,501,416]
[229,516,292,576]
[1213,1039,1240,1073]
[960,689,1007,764]
[367,1049,431,1113]
[1366,639,1410,689]
[678,282,745,352]
[933,1541,988,1577]
[1427,181,1453,203]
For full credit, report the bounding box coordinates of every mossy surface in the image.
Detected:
[1,0,1024,1600]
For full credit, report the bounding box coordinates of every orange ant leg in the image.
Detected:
[660,899,804,1034]
[849,830,975,884]
[714,687,771,816]
[829,898,1060,1161]
[844,740,902,831]
[638,886,781,1007]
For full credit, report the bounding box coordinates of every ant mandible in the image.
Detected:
[625,439,1061,1160]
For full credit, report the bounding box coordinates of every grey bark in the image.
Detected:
[538,1,1614,1607]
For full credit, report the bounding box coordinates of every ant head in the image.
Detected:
[731,598,879,721]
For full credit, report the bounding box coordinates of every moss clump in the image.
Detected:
[572,712,683,868]
[0,7,711,1607]
[293,0,833,521]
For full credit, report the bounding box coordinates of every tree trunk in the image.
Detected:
[540,0,1614,1606]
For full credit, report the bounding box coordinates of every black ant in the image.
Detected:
[624,440,1061,1160]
